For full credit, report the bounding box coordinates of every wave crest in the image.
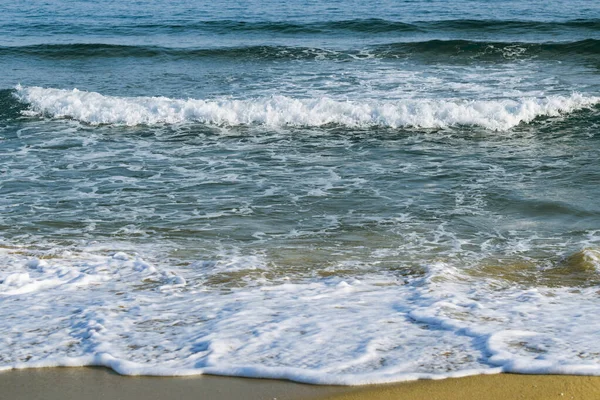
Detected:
[4,40,600,61]
[14,85,600,131]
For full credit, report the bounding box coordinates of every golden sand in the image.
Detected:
[322,374,600,400]
[2,368,600,400]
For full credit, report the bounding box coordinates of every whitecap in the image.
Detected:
[15,85,600,131]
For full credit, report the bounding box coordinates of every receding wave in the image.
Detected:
[13,85,600,131]
[3,39,599,61]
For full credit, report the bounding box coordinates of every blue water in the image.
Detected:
[1,0,600,385]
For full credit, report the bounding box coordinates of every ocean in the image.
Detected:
[1,0,600,385]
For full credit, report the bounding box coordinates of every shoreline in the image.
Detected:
[2,368,600,400]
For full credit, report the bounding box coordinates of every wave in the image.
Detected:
[134,18,421,34]
[422,18,600,33]
[3,39,599,61]
[9,18,600,36]
[378,38,600,59]
[13,86,600,131]
[0,88,28,120]
[0,43,345,61]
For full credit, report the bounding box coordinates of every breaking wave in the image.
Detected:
[13,85,600,131]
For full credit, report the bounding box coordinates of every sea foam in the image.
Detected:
[3,246,600,384]
[14,85,600,131]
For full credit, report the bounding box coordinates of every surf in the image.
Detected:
[13,85,600,130]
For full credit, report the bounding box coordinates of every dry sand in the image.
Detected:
[2,368,600,400]
[324,374,600,400]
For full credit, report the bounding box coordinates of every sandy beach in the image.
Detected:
[2,368,600,400]
[326,374,600,400]
[0,367,349,400]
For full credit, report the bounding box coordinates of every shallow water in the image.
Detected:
[1,0,600,385]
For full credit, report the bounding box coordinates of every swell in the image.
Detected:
[423,18,600,32]
[11,86,600,131]
[8,18,600,35]
[2,39,600,61]
[0,43,347,60]
[378,38,600,58]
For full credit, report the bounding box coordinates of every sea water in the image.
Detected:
[1,0,600,385]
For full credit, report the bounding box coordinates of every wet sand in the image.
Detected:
[2,368,600,400]
[0,367,349,400]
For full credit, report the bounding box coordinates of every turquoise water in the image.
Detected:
[1,0,600,384]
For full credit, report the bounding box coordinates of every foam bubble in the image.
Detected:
[14,85,600,131]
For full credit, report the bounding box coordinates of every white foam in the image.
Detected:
[14,85,600,131]
[3,246,600,385]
